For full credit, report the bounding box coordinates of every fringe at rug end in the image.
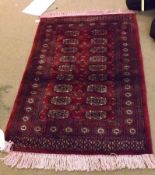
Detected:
[4,141,14,153]
[41,9,136,18]
[1,151,155,171]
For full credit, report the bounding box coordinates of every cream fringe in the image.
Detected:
[1,152,155,171]
[1,140,155,171]
[41,10,136,18]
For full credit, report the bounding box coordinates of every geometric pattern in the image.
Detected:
[5,13,152,155]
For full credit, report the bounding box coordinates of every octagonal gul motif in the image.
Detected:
[51,96,71,105]
[87,84,107,93]
[48,110,69,119]
[54,84,73,93]
[85,110,107,120]
[86,96,107,106]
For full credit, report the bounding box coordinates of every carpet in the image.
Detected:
[2,11,155,171]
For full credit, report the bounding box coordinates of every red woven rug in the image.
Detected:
[3,11,155,171]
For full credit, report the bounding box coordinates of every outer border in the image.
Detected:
[133,15,153,153]
[4,12,153,155]
[4,21,43,135]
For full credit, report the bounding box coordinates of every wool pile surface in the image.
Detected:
[3,12,155,171]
